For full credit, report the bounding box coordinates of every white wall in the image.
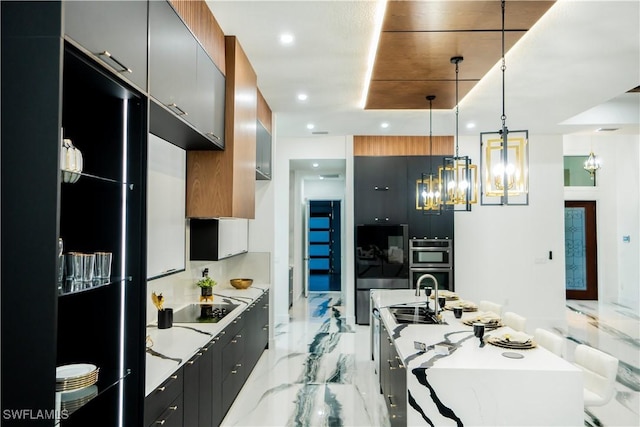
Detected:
[454,134,568,331]
[145,220,270,324]
[273,135,354,325]
[564,134,640,311]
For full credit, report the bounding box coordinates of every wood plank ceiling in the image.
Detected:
[366,0,555,110]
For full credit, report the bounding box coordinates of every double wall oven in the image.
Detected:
[409,238,453,292]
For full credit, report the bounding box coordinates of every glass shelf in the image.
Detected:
[60,170,134,189]
[54,368,132,425]
[58,277,132,297]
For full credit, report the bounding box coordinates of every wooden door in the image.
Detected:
[564,201,598,299]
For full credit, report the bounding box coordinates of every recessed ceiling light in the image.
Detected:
[297,93,308,101]
[306,123,315,130]
[319,176,324,180]
[312,163,319,168]
[279,33,294,45]
[466,122,476,129]
[381,122,389,128]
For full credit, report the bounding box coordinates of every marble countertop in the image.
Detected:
[371,289,583,426]
[371,289,576,372]
[145,283,269,396]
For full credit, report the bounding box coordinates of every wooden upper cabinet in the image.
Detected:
[187,36,257,219]
[256,89,272,180]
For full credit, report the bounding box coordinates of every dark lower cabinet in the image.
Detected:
[210,335,224,427]
[145,290,270,427]
[144,368,183,427]
[183,344,214,427]
[379,325,407,427]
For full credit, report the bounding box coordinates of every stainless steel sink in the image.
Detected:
[389,305,447,325]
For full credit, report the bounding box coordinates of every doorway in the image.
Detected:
[564,201,598,300]
[304,200,341,293]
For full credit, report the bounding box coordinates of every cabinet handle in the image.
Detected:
[262,327,268,331]
[387,395,396,408]
[374,186,389,191]
[155,405,178,425]
[388,359,396,370]
[206,132,220,141]
[236,334,242,338]
[187,353,202,365]
[166,103,188,116]
[156,375,179,392]
[98,50,132,73]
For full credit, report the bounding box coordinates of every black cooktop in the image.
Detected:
[173,303,238,323]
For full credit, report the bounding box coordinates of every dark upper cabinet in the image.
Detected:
[195,45,226,147]
[149,0,197,122]
[148,0,225,150]
[64,0,148,91]
[256,120,272,180]
[354,156,408,225]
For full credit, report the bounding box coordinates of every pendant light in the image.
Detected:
[583,151,601,180]
[440,56,478,212]
[480,0,529,205]
[417,95,442,214]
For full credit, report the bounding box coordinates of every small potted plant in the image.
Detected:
[197,269,216,301]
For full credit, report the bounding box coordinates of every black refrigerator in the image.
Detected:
[355,224,409,324]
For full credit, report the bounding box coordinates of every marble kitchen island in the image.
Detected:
[371,290,583,426]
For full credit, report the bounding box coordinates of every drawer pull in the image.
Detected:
[374,186,389,191]
[156,375,179,392]
[98,50,132,74]
[166,103,188,116]
[387,395,396,408]
[155,405,178,425]
[388,360,397,370]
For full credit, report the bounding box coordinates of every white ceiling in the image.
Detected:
[207,0,640,141]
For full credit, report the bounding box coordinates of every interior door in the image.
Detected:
[565,201,598,300]
[303,200,310,298]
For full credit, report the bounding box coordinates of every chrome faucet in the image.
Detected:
[416,273,440,319]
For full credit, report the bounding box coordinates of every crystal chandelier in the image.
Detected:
[583,151,601,180]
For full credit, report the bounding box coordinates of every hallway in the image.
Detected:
[222,293,639,427]
[222,292,388,426]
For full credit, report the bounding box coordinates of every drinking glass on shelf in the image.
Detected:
[57,238,65,287]
[94,252,112,281]
[81,254,95,283]
[65,252,83,281]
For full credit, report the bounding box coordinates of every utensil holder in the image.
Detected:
[158,308,173,329]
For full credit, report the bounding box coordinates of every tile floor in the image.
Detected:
[222,293,639,427]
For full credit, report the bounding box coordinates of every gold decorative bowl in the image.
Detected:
[230,278,253,289]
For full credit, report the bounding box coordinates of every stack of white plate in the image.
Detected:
[56,363,99,393]
[59,385,98,413]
